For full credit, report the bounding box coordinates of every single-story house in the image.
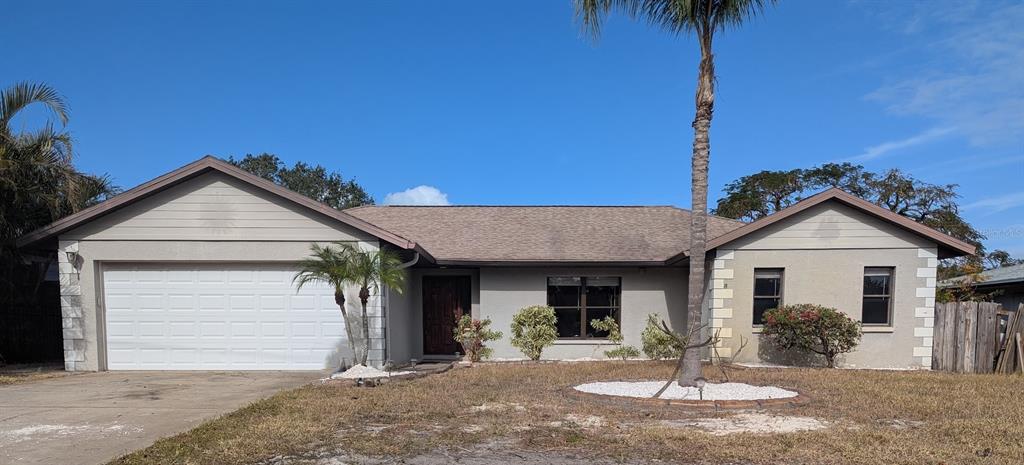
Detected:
[18,156,975,372]
[940,264,1024,312]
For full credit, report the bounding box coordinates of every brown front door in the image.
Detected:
[422,275,471,356]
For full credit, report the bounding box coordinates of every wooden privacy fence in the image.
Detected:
[932,302,1023,374]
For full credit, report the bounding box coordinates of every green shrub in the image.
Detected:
[641,314,683,360]
[453,315,503,362]
[762,304,862,368]
[604,346,641,360]
[510,305,558,360]
[590,316,640,360]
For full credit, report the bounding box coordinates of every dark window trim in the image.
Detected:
[862,266,895,326]
[547,276,622,340]
[752,268,784,326]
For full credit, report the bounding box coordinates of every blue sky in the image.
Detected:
[5,1,1022,253]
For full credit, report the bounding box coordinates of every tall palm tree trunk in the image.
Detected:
[680,31,716,387]
[358,287,371,365]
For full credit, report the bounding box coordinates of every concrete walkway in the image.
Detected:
[0,371,322,465]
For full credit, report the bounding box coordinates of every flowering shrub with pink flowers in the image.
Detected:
[762,304,862,368]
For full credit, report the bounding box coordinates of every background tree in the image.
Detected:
[712,162,1004,278]
[228,153,373,209]
[575,0,777,387]
[983,250,1024,270]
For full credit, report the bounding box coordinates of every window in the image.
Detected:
[862,267,894,325]
[547,277,621,338]
[753,268,783,325]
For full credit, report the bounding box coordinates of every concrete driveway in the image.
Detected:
[0,371,322,465]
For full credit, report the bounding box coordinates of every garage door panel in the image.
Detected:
[103,263,345,370]
[198,294,227,310]
[167,294,196,309]
[259,295,286,310]
[229,294,256,310]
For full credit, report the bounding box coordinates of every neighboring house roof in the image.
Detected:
[16,156,434,261]
[940,263,1024,288]
[703,188,977,259]
[345,205,744,265]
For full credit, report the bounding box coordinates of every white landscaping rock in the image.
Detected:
[574,381,797,401]
[330,364,413,380]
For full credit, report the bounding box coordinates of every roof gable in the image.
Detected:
[61,171,376,242]
[18,156,430,258]
[707,188,976,258]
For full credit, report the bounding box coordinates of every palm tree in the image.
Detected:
[574,0,776,386]
[1,82,75,242]
[293,242,406,367]
[342,243,406,366]
[0,82,118,296]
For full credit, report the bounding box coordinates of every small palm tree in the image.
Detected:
[342,243,406,366]
[575,0,776,386]
[293,242,406,367]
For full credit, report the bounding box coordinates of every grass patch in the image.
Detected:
[110,362,1024,465]
[0,364,67,385]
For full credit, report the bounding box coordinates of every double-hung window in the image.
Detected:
[862,267,894,325]
[547,277,621,339]
[753,268,783,325]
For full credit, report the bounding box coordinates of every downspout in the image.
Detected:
[384,251,419,366]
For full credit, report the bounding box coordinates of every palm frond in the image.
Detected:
[0,82,69,132]
[574,0,776,38]
[334,243,407,295]
[374,248,408,295]
[71,173,120,211]
[293,243,352,292]
[293,242,408,296]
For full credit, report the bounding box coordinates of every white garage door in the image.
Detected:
[102,263,345,370]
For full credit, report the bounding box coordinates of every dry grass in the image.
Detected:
[110,362,1024,465]
[0,365,67,385]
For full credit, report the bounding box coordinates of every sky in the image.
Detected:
[4,1,1023,254]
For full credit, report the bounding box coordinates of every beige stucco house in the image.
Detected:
[18,157,975,372]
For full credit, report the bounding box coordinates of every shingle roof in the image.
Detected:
[940,263,1024,288]
[345,205,745,264]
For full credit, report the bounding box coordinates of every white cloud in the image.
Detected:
[963,192,1024,214]
[865,2,1024,147]
[382,185,451,206]
[845,126,954,162]
[910,153,1024,177]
